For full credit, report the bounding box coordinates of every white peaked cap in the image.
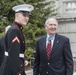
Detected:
[12,4,34,12]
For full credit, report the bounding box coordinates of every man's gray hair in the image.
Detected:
[44,18,58,25]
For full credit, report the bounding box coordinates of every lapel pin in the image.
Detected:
[57,41,59,43]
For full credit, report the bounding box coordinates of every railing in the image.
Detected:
[30,57,35,69]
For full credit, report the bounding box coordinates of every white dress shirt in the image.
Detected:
[46,34,55,49]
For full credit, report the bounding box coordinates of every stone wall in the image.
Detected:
[57,20,76,71]
[57,20,76,57]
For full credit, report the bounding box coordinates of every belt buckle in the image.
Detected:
[19,53,24,58]
[5,51,9,56]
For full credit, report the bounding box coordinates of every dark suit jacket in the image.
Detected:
[0,37,5,67]
[33,34,73,75]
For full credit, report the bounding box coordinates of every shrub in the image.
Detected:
[25,48,34,64]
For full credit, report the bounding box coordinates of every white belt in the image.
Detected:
[5,51,24,58]
[5,51,9,56]
[19,53,24,58]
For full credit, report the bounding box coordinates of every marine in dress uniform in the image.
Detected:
[0,4,34,75]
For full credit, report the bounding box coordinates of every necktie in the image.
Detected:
[46,40,51,59]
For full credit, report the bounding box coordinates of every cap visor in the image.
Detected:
[17,11,31,16]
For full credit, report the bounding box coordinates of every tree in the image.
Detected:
[23,0,57,49]
[0,0,23,36]
[0,0,57,62]
[0,0,57,49]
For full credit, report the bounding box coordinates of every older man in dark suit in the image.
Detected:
[33,18,73,75]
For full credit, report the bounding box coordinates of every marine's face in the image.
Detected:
[45,19,58,36]
[17,13,29,25]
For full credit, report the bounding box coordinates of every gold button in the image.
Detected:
[21,27,22,29]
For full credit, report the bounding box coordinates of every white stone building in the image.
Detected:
[53,0,76,58]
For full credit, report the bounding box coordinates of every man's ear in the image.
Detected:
[15,13,20,17]
[44,25,47,30]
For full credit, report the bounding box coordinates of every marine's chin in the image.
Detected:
[23,22,27,26]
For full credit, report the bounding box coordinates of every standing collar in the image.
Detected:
[12,21,23,30]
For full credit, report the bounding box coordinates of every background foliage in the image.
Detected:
[0,0,57,60]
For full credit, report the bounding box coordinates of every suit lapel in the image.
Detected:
[42,35,49,60]
[50,34,60,57]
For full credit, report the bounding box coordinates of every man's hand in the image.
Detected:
[24,60,28,66]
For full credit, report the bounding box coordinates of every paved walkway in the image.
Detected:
[26,69,76,75]
[26,69,33,75]
[74,72,76,75]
